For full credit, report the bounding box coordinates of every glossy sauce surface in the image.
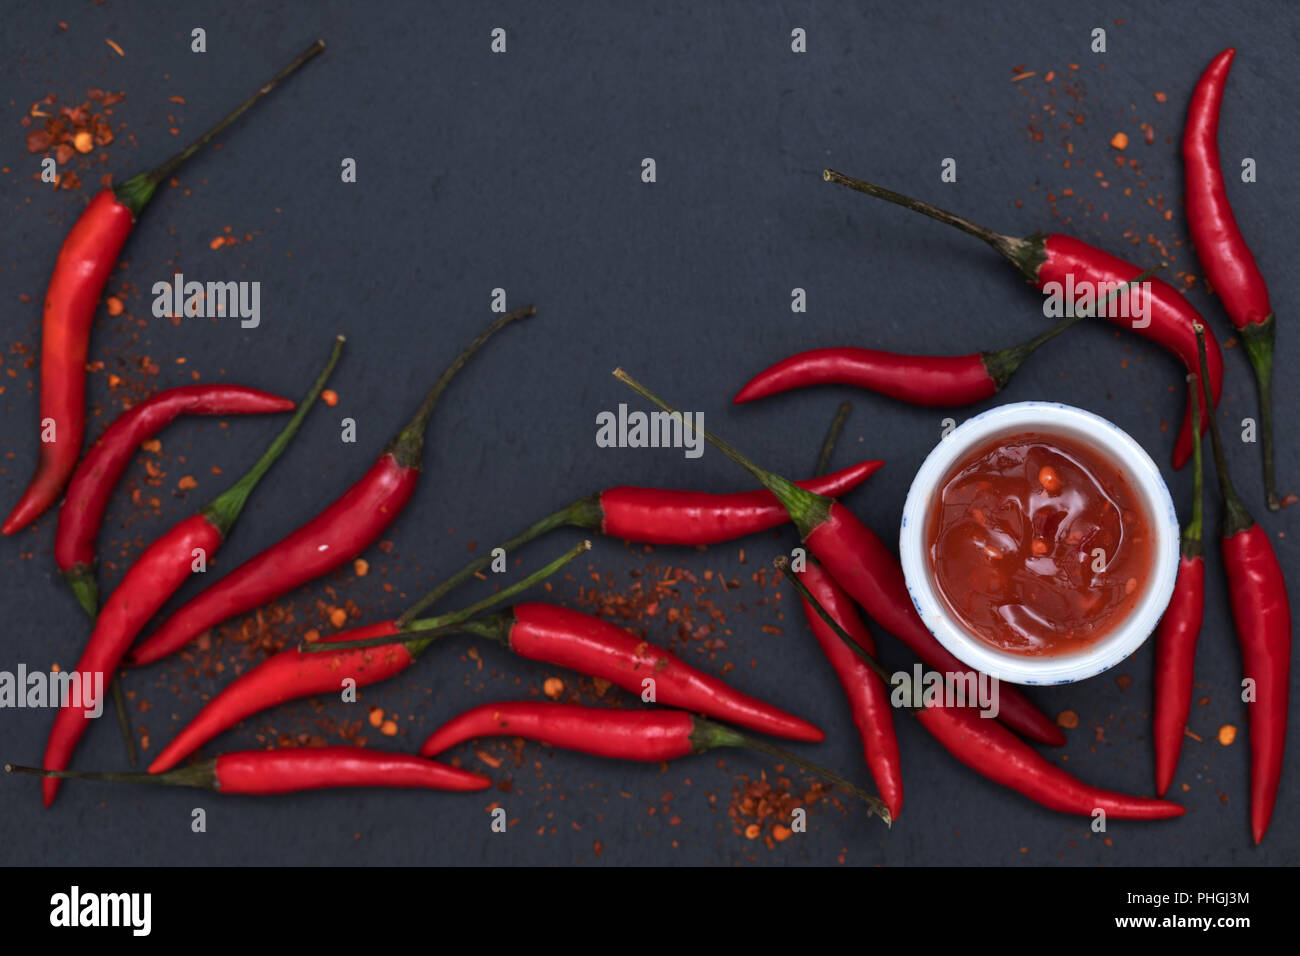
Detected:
[927,432,1153,656]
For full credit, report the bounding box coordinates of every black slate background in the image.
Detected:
[0,1,1295,866]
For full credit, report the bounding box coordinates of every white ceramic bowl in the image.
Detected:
[899,401,1180,685]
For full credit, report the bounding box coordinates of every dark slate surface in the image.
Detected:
[0,1,1294,865]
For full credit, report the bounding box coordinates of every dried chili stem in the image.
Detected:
[815,402,851,477]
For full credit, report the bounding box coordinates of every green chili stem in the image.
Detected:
[774,557,892,685]
[981,262,1165,389]
[1239,316,1279,510]
[111,675,137,766]
[1193,323,1254,535]
[815,402,851,477]
[386,307,535,469]
[114,41,325,216]
[822,168,1043,277]
[5,761,216,789]
[611,369,829,533]
[1183,375,1205,557]
[395,494,602,627]
[302,540,591,654]
[203,336,344,536]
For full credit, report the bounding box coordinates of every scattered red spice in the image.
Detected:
[22,89,123,191]
[728,769,831,850]
[571,553,781,664]
[1010,61,1194,286]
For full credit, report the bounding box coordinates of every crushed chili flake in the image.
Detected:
[728,770,831,849]
[1057,709,1080,729]
[24,90,124,193]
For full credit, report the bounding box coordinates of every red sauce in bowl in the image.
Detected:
[926,432,1153,656]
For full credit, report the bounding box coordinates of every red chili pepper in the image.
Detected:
[914,699,1184,820]
[460,603,822,740]
[392,460,881,628]
[734,266,1162,407]
[613,369,1065,746]
[2,42,325,536]
[423,701,701,761]
[125,308,535,668]
[55,384,295,616]
[146,542,591,773]
[795,559,903,820]
[12,747,489,795]
[1184,49,1280,509]
[41,337,343,806]
[1,193,135,537]
[149,586,819,773]
[821,170,1224,470]
[597,462,882,543]
[419,701,890,821]
[780,557,1184,821]
[1153,376,1206,797]
[737,346,1034,407]
[1195,325,1291,843]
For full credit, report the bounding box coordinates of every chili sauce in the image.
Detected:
[927,432,1154,656]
